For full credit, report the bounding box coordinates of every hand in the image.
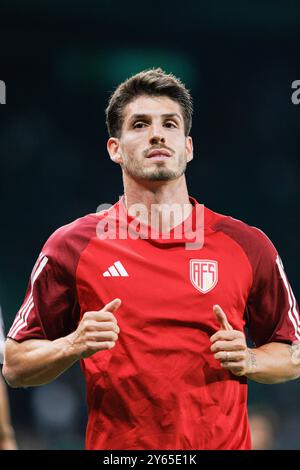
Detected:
[69,298,121,359]
[210,304,251,377]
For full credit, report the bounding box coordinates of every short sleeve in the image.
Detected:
[8,239,80,343]
[245,229,300,347]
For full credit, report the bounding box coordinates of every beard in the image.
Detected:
[121,154,187,182]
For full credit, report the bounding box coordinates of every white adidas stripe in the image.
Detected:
[276,255,300,341]
[9,254,49,339]
[9,298,34,339]
[10,253,44,331]
[108,265,120,277]
[277,256,300,326]
[114,261,128,276]
[103,261,129,277]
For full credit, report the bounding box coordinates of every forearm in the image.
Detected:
[245,342,300,384]
[3,300,120,388]
[0,375,17,449]
[3,334,80,388]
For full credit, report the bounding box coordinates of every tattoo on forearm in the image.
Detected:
[247,349,257,370]
[288,343,300,365]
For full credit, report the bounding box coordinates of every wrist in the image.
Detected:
[245,348,258,376]
[54,334,82,362]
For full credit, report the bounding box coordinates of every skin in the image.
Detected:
[107,95,194,232]
[3,94,300,388]
[0,374,17,449]
[3,300,121,387]
[211,305,300,384]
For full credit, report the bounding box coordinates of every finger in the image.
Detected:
[210,330,242,343]
[82,341,117,357]
[211,339,247,353]
[214,351,246,362]
[86,310,119,324]
[86,330,119,342]
[213,305,233,331]
[102,298,122,313]
[85,320,120,334]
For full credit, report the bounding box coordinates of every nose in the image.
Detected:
[149,134,165,145]
[149,126,165,145]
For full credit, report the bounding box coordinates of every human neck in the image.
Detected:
[122,174,192,233]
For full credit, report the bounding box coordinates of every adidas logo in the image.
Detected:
[103,261,129,277]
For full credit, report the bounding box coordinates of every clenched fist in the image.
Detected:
[69,298,121,359]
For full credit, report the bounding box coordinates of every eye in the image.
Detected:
[133,121,147,129]
[164,121,177,128]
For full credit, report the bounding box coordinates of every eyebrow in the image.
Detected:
[128,113,182,123]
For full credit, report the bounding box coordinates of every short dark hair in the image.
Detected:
[105,68,193,138]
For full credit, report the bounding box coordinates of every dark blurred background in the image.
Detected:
[0,0,299,449]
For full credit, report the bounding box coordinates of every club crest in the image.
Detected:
[190,259,218,293]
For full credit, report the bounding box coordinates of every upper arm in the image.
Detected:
[7,231,80,343]
[245,230,300,347]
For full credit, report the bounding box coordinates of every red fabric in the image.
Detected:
[8,197,299,450]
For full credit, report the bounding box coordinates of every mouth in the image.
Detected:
[146,149,172,160]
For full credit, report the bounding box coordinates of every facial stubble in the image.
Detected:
[121,153,187,182]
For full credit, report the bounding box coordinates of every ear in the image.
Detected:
[186,136,193,163]
[107,137,123,164]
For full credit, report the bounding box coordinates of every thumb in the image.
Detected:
[102,298,122,314]
[213,304,233,331]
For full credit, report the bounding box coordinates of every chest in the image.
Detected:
[76,232,252,332]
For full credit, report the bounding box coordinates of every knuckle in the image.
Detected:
[99,341,114,350]
[85,332,94,340]
[86,341,96,350]
[233,339,245,349]
[85,321,95,331]
[97,312,107,321]
[101,321,111,331]
[109,332,118,341]
[105,312,115,322]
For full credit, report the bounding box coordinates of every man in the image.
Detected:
[3,68,300,450]
[0,307,17,450]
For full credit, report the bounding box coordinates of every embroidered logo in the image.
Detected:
[190,259,218,293]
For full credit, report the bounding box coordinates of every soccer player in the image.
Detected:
[3,68,300,450]
[0,308,17,450]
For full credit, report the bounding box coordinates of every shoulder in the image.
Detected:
[207,207,277,260]
[42,212,103,256]
[38,212,107,278]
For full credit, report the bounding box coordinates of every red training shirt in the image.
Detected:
[8,197,300,449]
